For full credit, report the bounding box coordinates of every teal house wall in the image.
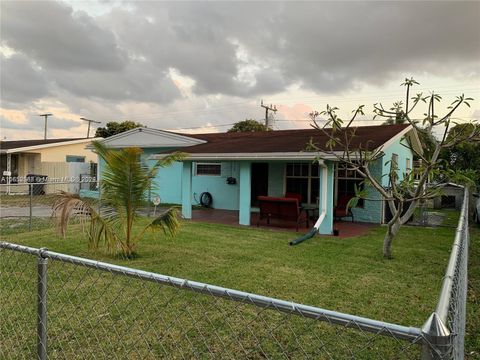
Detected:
[191,161,240,210]
[144,148,183,204]
[350,158,383,223]
[381,136,412,186]
[349,135,414,224]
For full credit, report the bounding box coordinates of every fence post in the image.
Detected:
[37,248,48,360]
[29,184,33,231]
[421,312,451,360]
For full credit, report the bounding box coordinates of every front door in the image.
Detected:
[251,163,269,206]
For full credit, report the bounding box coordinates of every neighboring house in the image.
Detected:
[89,124,422,235]
[0,138,101,194]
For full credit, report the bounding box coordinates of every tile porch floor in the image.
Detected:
[191,208,375,238]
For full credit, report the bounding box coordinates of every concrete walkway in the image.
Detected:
[0,205,53,218]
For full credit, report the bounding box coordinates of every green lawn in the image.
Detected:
[1,218,479,359]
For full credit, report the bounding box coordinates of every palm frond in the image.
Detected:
[52,191,121,254]
[52,191,95,238]
[136,207,180,242]
[87,210,122,255]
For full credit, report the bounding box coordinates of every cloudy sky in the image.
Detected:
[1,1,479,140]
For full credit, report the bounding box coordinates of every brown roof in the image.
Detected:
[0,138,85,151]
[174,124,410,154]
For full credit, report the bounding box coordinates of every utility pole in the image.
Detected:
[80,117,101,138]
[38,114,53,140]
[261,100,277,129]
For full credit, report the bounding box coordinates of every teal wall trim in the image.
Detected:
[181,161,192,219]
[319,162,334,234]
[239,161,252,225]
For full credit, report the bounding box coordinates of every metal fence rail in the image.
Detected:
[0,181,159,234]
[0,189,471,359]
[0,181,98,233]
[421,188,470,360]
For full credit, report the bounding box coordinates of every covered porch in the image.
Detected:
[179,158,336,235]
[190,208,375,238]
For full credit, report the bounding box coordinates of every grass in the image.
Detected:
[1,217,479,358]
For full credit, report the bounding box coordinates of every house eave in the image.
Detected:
[1,138,102,154]
[374,125,423,156]
[90,127,207,149]
[150,152,340,161]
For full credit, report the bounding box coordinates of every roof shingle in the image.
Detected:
[174,124,410,154]
[0,138,85,151]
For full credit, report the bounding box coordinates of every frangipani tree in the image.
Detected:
[309,78,479,258]
[53,141,185,258]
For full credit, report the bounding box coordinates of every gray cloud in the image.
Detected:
[49,59,181,103]
[0,0,479,134]
[1,0,126,71]
[0,54,49,104]
[105,1,480,96]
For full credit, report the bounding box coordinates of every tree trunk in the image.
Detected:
[383,220,401,259]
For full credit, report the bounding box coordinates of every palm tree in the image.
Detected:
[53,141,185,258]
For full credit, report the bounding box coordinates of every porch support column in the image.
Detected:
[239,161,251,225]
[181,161,193,219]
[6,153,11,195]
[318,162,334,234]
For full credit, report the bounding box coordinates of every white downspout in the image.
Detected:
[289,161,329,245]
[313,162,328,231]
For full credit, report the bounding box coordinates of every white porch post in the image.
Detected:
[318,162,334,234]
[6,153,11,195]
[239,161,251,225]
[181,161,193,219]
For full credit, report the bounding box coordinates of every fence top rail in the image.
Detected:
[0,240,422,341]
[435,187,469,324]
[0,180,97,186]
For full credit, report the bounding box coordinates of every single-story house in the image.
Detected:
[88,124,421,235]
[0,138,101,194]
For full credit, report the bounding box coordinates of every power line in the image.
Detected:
[80,117,101,138]
[100,86,479,123]
[166,123,236,132]
[261,100,277,129]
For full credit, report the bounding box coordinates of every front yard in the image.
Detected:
[1,216,479,358]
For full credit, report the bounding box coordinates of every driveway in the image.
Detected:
[0,205,53,218]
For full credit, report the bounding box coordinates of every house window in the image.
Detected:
[391,153,399,169]
[66,155,85,163]
[285,163,319,204]
[336,162,364,207]
[195,163,222,176]
[406,158,411,175]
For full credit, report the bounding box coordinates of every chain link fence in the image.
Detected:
[0,180,160,235]
[0,189,470,359]
[0,181,100,234]
[420,187,470,360]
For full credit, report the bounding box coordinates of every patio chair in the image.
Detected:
[284,192,303,205]
[284,193,303,212]
[334,195,354,222]
[257,196,308,231]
